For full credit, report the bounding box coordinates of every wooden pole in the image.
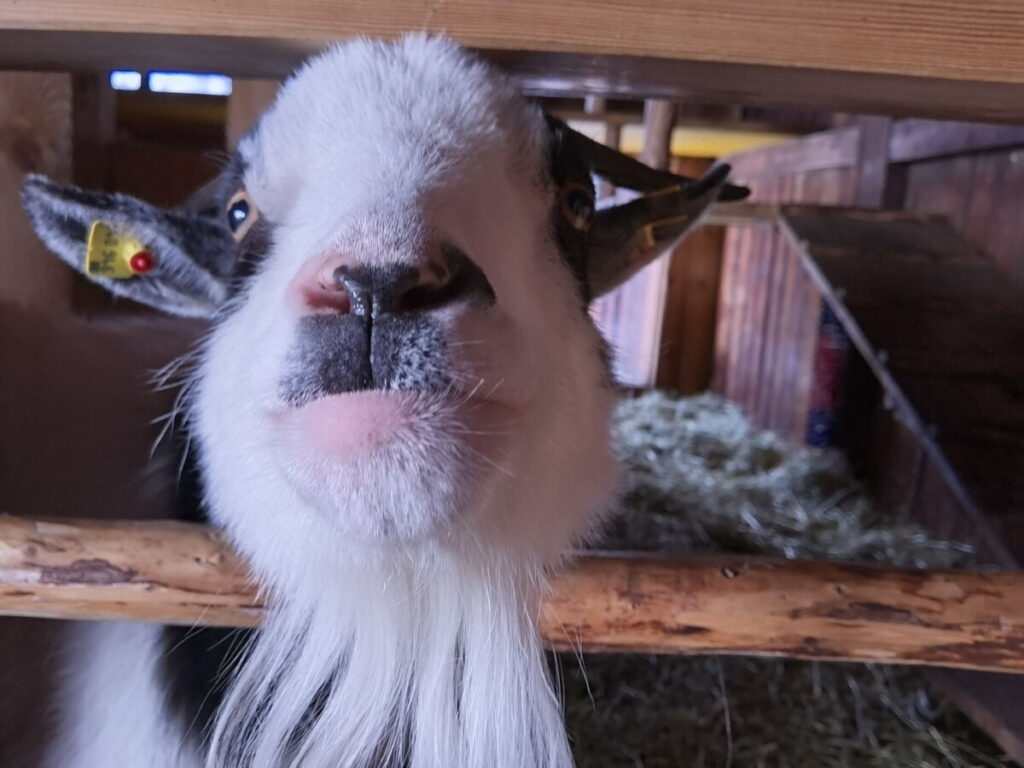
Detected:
[639,99,674,171]
[1,515,1023,674]
[583,96,615,198]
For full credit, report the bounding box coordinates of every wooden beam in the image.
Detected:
[703,202,779,228]
[5,31,1024,123]
[2,0,1024,85]
[725,127,860,180]
[2,515,1024,673]
[888,119,1024,164]
[556,109,799,135]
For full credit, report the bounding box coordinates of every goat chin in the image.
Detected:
[209,547,573,768]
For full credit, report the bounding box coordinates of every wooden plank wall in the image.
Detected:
[714,119,1024,558]
[713,127,859,442]
[0,72,73,312]
[867,120,1024,565]
[715,117,1024,449]
[656,156,725,394]
[0,69,75,768]
[893,123,1024,278]
[1,73,217,766]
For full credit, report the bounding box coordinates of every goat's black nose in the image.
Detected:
[331,245,494,318]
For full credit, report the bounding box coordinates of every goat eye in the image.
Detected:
[561,184,594,231]
[226,190,258,241]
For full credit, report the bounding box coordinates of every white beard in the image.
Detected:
[208,546,573,768]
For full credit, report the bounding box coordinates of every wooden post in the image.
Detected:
[656,156,734,394]
[226,79,279,149]
[0,72,74,311]
[852,116,903,209]
[639,100,674,170]
[1,515,1023,674]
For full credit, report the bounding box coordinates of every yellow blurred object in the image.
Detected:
[568,120,793,158]
[85,222,150,279]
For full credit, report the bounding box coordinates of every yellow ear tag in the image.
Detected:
[85,221,156,279]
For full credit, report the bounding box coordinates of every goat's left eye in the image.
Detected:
[226,190,258,241]
[561,184,595,231]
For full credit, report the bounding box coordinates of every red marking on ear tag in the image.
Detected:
[129,251,155,274]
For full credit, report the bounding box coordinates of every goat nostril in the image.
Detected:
[424,260,451,289]
[318,262,346,292]
[301,262,351,314]
[402,260,459,312]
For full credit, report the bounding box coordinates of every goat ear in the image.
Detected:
[545,117,749,298]
[586,164,737,296]
[20,174,236,318]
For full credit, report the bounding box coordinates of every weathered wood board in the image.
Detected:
[2,515,1023,674]
[5,2,1024,121]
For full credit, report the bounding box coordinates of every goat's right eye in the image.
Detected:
[560,183,594,231]
[226,190,258,242]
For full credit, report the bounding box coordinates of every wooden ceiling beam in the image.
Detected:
[3,0,1023,85]
[4,29,1024,122]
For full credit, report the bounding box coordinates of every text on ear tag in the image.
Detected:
[85,221,156,279]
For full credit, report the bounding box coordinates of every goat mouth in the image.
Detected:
[274,388,514,461]
[279,314,452,408]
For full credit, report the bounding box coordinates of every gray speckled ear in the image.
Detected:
[20,174,236,318]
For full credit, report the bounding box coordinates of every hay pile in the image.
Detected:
[562,392,1011,768]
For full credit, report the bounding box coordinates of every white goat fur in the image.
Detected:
[47,36,618,768]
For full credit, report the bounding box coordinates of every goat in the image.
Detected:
[21,35,746,768]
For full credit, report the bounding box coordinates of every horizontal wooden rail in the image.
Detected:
[704,201,778,228]
[2,0,1023,85]
[1,515,1022,673]
[5,4,1024,122]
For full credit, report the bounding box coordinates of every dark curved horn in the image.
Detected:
[544,116,749,201]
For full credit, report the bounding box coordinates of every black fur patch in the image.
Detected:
[160,447,252,743]
[161,625,253,742]
[230,215,273,288]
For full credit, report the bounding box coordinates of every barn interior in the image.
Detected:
[2,8,1024,768]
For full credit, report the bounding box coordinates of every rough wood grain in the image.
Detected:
[2,515,1023,673]
[889,119,1024,163]
[7,33,1024,124]
[3,0,1024,85]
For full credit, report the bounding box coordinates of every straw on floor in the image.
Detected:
[562,391,1011,768]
